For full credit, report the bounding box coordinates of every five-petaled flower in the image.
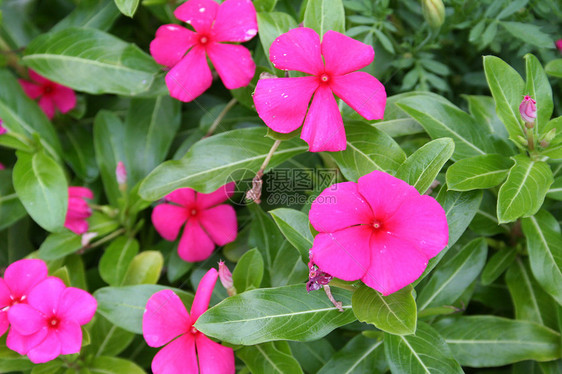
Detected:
[65,187,94,235]
[143,268,234,374]
[150,0,257,102]
[18,70,76,120]
[152,183,237,262]
[253,27,387,152]
[309,170,448,296]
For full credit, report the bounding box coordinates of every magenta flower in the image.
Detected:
[7,277,97,363]
[150,0,257,102]
[519,95,537,124]
[152,183,237,262]
[64,187,94,235]
[143,268,234,374]
[253,27,387,152]
[0,118,6,135]
[556,39,562,53]
[18,70,76,120]
[0,259,48,337]
[309,170,448,295]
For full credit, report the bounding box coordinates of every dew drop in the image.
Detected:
[199,7,205,12]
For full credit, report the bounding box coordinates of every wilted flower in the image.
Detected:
[18,70,76,119]
[65,187,94,235]
[519,95,537,125]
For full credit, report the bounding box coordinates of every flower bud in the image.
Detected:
[422,0,445,29]
[519,95,537,125]
[116,161,127,188]
[81,232,97,247]
[556,39,562,54]
[218,261,236,296]
[516,135,528,147]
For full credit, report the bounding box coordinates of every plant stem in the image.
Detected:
[83,228,126,251]
[246,140,282,204]
[204,98,237,137]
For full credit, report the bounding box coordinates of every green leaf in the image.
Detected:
[52,0,120,32]
[271,241,309,287]
[525,54,553,136]
[352,285,416,335]
[86,315,134,357]
[233,248,264,293]
[115,0,139,17]
[470,190,510,236]
[194,284,355,345]
[331,123,406,182]
[99,236,140,286]
[289,340,335,374]
[62,125,99,182]
[545,59,562,78]
[417,238,488,310]
[463,94,508,137]
[121,250,164,286]
[481,247,517,285]
[139,127,307,200]
[87,356,144,374]
[94,284,194,334]
[500,22,555,49]
[446,154,513,191]
[13,150,68,232]
[303,0,345,37]
[497,155,553,223]
[257,12,298,70]
[237,342,304,374]
[547,176,562,201]
[23,27,159,95]
[434,316,561,367]
[483,55,526,142]
[0,169,27,231]
[269,208,313,262]
[317,334,386,374]
[254,0,277,12]
[384,322,463,374]
[395,138,454,193]
[522,210,562,305]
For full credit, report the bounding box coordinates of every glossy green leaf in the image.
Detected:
[522,210,562,305]
[418,238,487,310]
[446,154,513,191]
[0,169,27,231]
[99,236,140,286]
[384,322,463,374]
[121,250,164,286]
[62,125,99,182]
[237,342,304,374]
[23,27,159,95]
[395,138,454,193]
[525,54,553,135]
[547,176,562,201]
[331,123,406,182]
[52,0,120,32]
[469,190,509,236]
[352,285,416,335]
[303,0,345,36]
[139,127,308,200]
[545,59,562,78]
[289,340,335,374]
[86,315,134,357]
[13,150,68,232]
[88,211,120,237]
[257,12,298,70]
[497,155,553,223]
[480,247,517,285]
[254,0,277,12]
[233,248,264,293]
[87,356,144,374]
[194,284,354,345]
[434,316,561,367]
[463,95,508,137]
[115,0,139,17]
[317,334,386,374]
[269,208,313,262]
[271,241,309,287]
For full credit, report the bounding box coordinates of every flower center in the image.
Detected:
[190,208,198,217]
[199,35,209,45]
[43,85,54,95]
[372,219,382,230]
[48,317,60,328]
[9,295,26,307]
[191,326,198,334]
[319,73,330,83]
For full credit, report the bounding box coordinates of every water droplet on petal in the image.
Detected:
[199,7,205,12]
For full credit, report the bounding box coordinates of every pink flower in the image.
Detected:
[0,259,48,337]
[151,183,237,262]
[18,70,76,120]
[0,163,4,170]
[309,170,448,296]
[65,187,93,235]
[253,28,387,152]
[556,39,562,53]
[519,95,537,124]
[115,161,127,186]
[143,268,234,374]
[150,0,257,102]
[0,118,6,135]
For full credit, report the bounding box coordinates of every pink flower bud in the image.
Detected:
[519,95,537,124]
[116,161,127,186]
[81,232,97,247]
[556,39,562,53]
[218,261,236,296]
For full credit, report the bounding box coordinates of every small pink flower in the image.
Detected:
[143,268,234,374]
[0,259,48,337]
[556,39,562,53]
[150,0,257,102]
[253,27,387,152]
[0,118,6,135]
[309,170,448,296]
[152,183,237,262]
[64,187,94,235]
[519,95,537,124]
[18,70,76,120]
[7,277,96,363]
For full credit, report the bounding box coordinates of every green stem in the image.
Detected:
[84,228,126,251]
[0,36,26,76]
[204,98,237,137]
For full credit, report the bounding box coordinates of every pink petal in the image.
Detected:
[300,85,347,152]
[26,331,61,364]
[150,25,197,68]
[28,70,51,84]
[206,42,255,89]
[67,197,92,219]
[38,96,56,119]
[385,195,449,258]
[152,204,188,241]
[64,218,89,235]
[212,0,257,42]
[152,333,198,374]
[363,234,429,296]
[174,0,219,34]
[6,328,48,355]
[18,80,42,99]
[57,287,97,325]
[0,279,10,308]
[195,333,235,374]
[330,72,386,121]
[7,304,45,335]
[3,259,48,300]
[253,76,319,133]
[322,30,374,75]
[68,187,94,199]
[166,46,213,102]
[143,290,191,348]
[27,277,66,316]
[166,188,196,206]
[56,320,82,355]
[357,170,419,220]
[198,205,237,246]
[177,220,216,262]
[0,312,8,337]
[190,268,218,321]
[310,226,372,281]
[269,27,324,75]
[309,182,373,233]
[196,182,235,209]
[52,85,76,114]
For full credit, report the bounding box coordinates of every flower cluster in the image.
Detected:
[1,259,96,363]
[64,187,94,235]
[18,70,76,120]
